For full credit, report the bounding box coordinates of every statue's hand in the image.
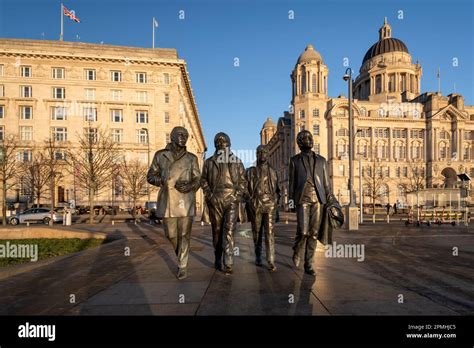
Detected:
[175,180,193,193]
[329,206,340,217]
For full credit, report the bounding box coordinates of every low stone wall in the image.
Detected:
[0,227,107,240]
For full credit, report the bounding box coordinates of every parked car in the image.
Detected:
[8,208,63,225]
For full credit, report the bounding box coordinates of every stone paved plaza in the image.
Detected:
[0,219,472,315]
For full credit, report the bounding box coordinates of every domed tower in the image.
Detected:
[354,18,422,103]
[290,44,329,157]
[260,117,276,145]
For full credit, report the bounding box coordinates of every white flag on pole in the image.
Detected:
[153,17,159,28]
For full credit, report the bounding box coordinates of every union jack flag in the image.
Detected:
[63,5,81,23]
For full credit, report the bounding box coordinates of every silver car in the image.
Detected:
[8,208,63,225]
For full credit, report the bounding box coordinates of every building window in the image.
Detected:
[112,129,123,143]
[314,143,320,155]
[111,89,122,101]
[376,142,387,159]
[313,108,319,117]
[52,87,65,99]
[84,128,98,143]
[375,128,389,138]
[337,142,347,157]
[412,143,423,160]
[17,150,33,162]
[111,71,122,82]
[375,74,381,93]
[136,72,147,84]
[357,128,371,137]
[392,129,407,139]
[20,106,32,120]
[336,128,348,137]
[299,110,305,119]
[403,167,408,177]
[439,143,449,160]
[84,88,96,100]
[20,86,32,98]
[313,124,320,136]
[0,85,4,97]
[338,164,344,176]
[52,67,65,79]
[111,109,123,123]
[136,91,147,103]
[51,127,67,142]
[410,129,424,139]
[51,106,67,120]
[20,66,31,77]
[84,107,97,122]
[20,126,33,141]
[439,130,449,140]
[388,74,396,92]
[163,73,170,85]
[0,126,4,140]
[164,93,170,103]
[464,146,470,160]
[165,132,171,143]
[396,167,401,178]
[0,65,3,76]
[136,111,148,124]
[360,107,366,117]
[400,73,407,92]
[164,112,170,123]
[85,69,96,81]
[393,143,406,159]
[54,150,67,161]
[0,105,4,118]
[378,107,386,117]
[137,129,148,144]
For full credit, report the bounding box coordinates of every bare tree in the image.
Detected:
[120,158,148,222]
[398,160,426,198]
[17,149,50,208]
[66,127,119,224]
[0,135,20,226]
[363,160,390,223]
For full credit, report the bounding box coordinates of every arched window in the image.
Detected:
[411,141,423,160]
[393,141,406,159]
[336,140,347,157]
[463,143,471,160]
[360,107,366,117]
[439,130,450,140]
[376,141,387,159]
[312,74,317,93]
[358,140,369,158]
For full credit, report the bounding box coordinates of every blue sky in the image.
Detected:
[0,0,473,162]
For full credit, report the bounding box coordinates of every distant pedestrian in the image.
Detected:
[393,203,397,214]
[386,203,391,215]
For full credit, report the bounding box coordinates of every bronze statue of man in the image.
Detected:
[147,126,201,280]
[289,130,343,276]
[245,145,280,271]
[201,132,246,275]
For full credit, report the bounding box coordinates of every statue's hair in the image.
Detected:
[214,132,231,147]
[256,144,268,153]
[296,130,313,147]
[170,126,189,142]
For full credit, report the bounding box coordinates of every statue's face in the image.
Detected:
[172,129,188,147]
[215,136,229,151]
[298,131,313,150]
[257,147,268,163]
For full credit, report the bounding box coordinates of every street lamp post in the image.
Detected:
[357,153,364,223]
[343,68,358,230]
[142,128,151,204]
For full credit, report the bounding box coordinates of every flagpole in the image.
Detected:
[437,67,441,94]
[152,17,155,48]
[60,3,64,41]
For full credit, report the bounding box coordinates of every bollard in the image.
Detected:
[112,220,115,226]
[387,214,390,224]
[285,218,288,225]
[26,222,30,227]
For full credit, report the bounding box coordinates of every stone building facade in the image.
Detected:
[0,39,206,211]
[261,19,474,208]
